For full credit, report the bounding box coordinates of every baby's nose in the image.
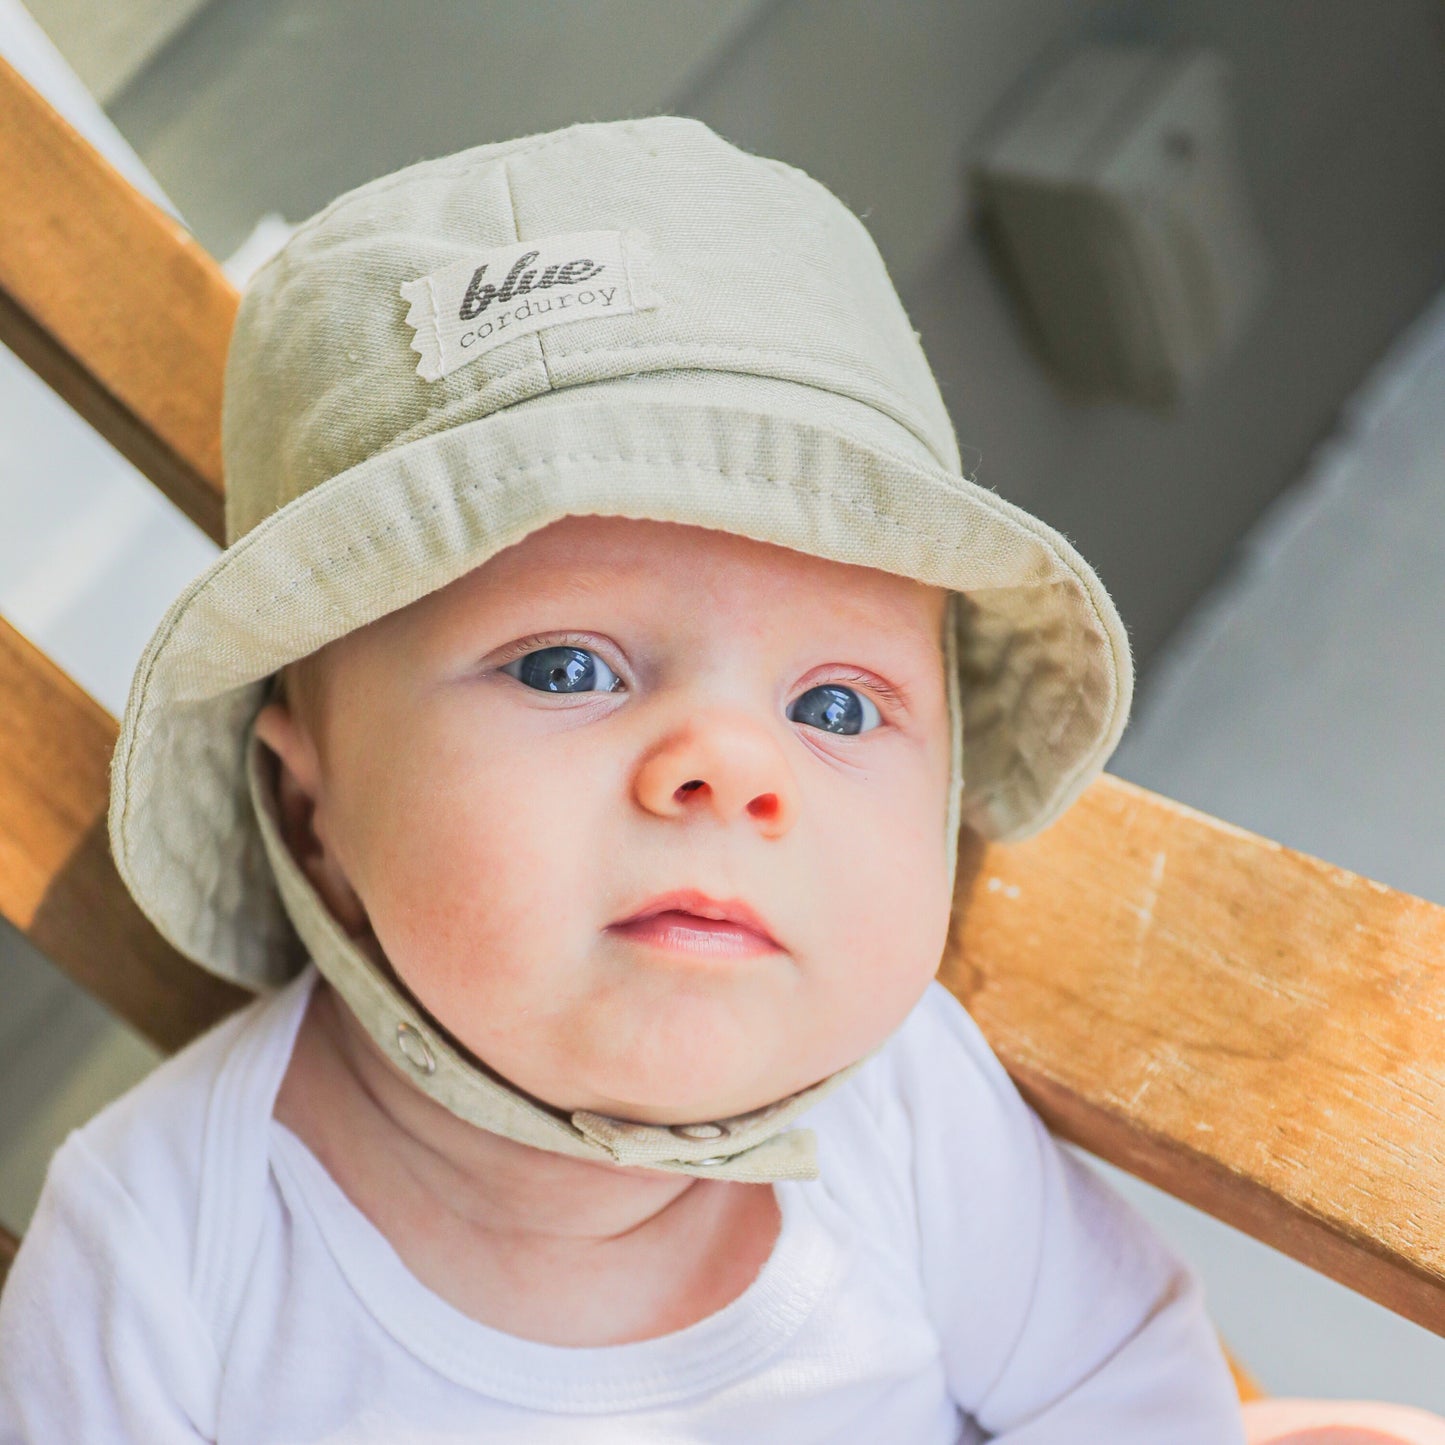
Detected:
[676,776,785,824]
[633,718,798,834]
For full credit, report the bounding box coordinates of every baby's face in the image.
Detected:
[264,514,953,1124]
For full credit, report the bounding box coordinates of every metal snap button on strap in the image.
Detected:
[669,1122,730,1141]
[396,1021,436,1075]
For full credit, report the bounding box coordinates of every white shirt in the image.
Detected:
[0,965,1244,1442]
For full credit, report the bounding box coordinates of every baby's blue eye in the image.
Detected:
[501,649,880,733]
[787,684,881,736]
[501,645,623,694]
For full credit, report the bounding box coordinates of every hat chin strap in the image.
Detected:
[246,729,856,1182]
[244,597,965,1186]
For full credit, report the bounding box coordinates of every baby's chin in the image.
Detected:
[566,1075,809,1127]
[375,936,870,1121]
[483,1020,838,1126]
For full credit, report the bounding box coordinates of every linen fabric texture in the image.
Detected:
[106,114,1134,1181]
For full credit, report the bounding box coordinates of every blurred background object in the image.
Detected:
[20,0,210,103]
[972,43,1270,407]
[2,0,1444,1411]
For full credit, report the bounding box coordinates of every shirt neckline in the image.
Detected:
[265,1036,846,1413]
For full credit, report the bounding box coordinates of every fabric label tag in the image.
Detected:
[399,228,661,382]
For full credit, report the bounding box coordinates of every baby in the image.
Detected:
[0,116,1251,1440]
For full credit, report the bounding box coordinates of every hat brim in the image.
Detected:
[108,371,1131,990]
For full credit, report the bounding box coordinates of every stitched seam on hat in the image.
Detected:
[376,359,944,466]
[500,156,556,393]
[250,452,980,615]
[242,118,677,292]
[546,350,937,454]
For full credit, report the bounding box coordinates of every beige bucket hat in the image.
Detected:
[108,114,1132,1182]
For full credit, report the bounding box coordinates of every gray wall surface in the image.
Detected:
[909,0,1445,666]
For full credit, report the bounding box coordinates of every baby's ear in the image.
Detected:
[251,698,370,938]
[253,695,322,803]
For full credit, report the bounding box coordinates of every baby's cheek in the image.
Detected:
[825,808,952,1035]
[386,781,610,1016]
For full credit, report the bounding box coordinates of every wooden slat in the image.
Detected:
[945,777,1445,1335]
[0,614,250,1047]
[0,52,231,545]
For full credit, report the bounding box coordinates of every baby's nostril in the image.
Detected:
[679,780,704,793]
[748,794,779,819]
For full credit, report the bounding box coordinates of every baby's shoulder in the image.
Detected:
[52,970,313,1278]
[848,979,1029,1133]
[813,980,1053,1229]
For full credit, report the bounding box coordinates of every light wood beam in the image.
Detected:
[0,616,250,1049]
[946,780,1445,1335]
[0,52,231,546]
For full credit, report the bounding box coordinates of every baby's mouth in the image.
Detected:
[609,884,780,942]
[608,889,782,957]
[608,910,781,957]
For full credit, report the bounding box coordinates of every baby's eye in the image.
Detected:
[500,645,624,694]
[787,684,882,736]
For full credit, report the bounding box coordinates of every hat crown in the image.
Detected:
[221,115,960,544]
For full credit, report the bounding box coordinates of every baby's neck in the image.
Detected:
[278,977,705,1238]
[272,978,781,1343]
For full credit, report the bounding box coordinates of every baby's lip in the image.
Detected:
[611,889,780,947]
